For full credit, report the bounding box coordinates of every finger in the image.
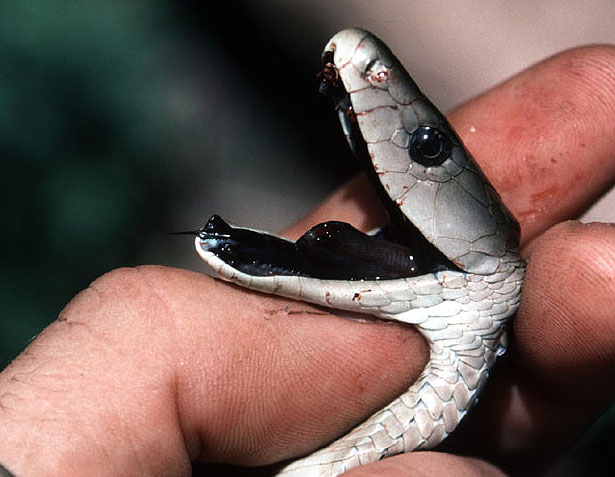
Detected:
[450,45,615,242]
[0,266,428,473]
[287,45,615,244]
[344,451,506,477]
[282,174,385,240]
[518,222,615,404]
[153,268,429,466]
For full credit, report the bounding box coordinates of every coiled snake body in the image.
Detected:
[194,29,525,476]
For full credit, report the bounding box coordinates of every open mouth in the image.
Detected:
[196,55,457,281]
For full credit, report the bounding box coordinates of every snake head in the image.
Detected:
[194,29,521,287]
[321,29,520,275]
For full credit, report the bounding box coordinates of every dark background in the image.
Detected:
[1,1,613,474]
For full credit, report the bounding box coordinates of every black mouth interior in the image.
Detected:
[196,53,457,281]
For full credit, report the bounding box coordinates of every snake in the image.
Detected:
[192,29,525,476]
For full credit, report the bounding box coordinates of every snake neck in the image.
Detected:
[274,329,511,477]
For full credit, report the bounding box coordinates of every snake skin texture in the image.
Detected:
[195,29,525,476]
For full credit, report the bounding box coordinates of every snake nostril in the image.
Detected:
[365,58,390,86]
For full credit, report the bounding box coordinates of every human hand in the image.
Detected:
[1,45,614,476]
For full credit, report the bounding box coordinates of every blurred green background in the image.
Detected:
[1,1,180,361]
[0,0,353,367]
[1,1,613,475]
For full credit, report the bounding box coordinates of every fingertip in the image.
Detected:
[450,45,615,242]
[282,175,387,239]
[515,221,615,403]
[344,451,506,477]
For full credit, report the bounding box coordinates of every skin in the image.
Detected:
[1,45,615,476]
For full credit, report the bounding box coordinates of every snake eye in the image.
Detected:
[408,126,451,167]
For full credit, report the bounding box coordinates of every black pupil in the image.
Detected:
[409,126,450,166]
